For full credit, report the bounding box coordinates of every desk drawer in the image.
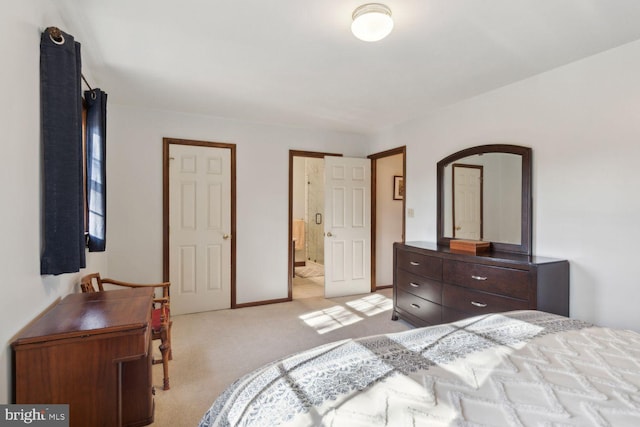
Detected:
[396,269,442,304]
[443,260,529,300]
[396,291,441,325]
[442,284,528,316]
[396,250,442,280]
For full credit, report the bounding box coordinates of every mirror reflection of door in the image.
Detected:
[452,164,483,240]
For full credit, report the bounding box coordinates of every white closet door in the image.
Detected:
[169,144,231,314]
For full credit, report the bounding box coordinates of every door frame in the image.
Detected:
[368,146,406,291]
[288,147,406,298]
[163,137,237,308]
[288,150,341,300]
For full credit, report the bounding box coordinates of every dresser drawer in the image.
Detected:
[396,269,442,304]
[442,306,473,323]
[443,260,529,300]
[442,284,528,316]
[396,291,441,325]
[396,250,442,280]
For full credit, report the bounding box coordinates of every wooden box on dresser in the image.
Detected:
[393,241,569,327]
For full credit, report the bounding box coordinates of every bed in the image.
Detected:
[198,310,640,426]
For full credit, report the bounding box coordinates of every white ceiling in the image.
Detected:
[56,0,640,135]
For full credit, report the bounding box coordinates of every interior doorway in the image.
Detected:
[369,146,406,289]
[288,150,340,300]
[292,155,325,299]
[288,147,405,299]
[163,138,237,314]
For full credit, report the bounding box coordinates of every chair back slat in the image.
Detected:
[80,273,104,293]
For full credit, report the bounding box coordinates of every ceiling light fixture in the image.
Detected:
[351,3,394,42]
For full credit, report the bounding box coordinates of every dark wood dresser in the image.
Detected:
[393,241,569,327]
[12,287,155,427]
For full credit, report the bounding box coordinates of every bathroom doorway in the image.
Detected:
[288,150,340,300]
[291,154,325,299]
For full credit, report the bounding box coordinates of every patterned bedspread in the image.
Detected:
[198,311,640,426]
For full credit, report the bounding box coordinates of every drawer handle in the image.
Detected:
[471,275,488,281]
[410,261,420,266]
[471,301,488,308]
[409,282,419,288]
[410,303,420,309]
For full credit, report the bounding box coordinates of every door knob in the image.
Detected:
[455,226,462,230]
[326,232,333,237]
[223,234,231,240]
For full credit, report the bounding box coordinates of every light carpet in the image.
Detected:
[292,275,324,299]
[151,288,411,426]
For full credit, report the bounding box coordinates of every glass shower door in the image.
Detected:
[306,158,324,265]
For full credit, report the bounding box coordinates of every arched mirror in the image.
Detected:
[437,144,532,255]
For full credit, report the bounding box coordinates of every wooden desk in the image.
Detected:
[12,288,155,427]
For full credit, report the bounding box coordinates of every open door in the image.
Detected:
[324,156,371,298]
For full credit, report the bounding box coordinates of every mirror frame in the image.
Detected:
[437,144,532,255]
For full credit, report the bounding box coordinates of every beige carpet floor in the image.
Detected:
[151,288,411,426]
[292,275,324,299]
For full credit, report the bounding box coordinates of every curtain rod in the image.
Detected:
[81,74,94,92]
[46,26,95,93]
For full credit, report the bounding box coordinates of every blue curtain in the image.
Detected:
[40,28,86,275]
[85,89,107,252]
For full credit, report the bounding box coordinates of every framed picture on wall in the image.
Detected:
[393,175,404,200]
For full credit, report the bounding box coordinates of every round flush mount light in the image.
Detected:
[351,3,394,42]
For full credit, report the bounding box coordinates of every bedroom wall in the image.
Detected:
[106,105,369,304]
[0,1,108,403]
[371,39,640,331]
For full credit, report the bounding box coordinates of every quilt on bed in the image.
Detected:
[199,310,640,426]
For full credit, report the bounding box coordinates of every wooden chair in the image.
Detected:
[80,273,172,390]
